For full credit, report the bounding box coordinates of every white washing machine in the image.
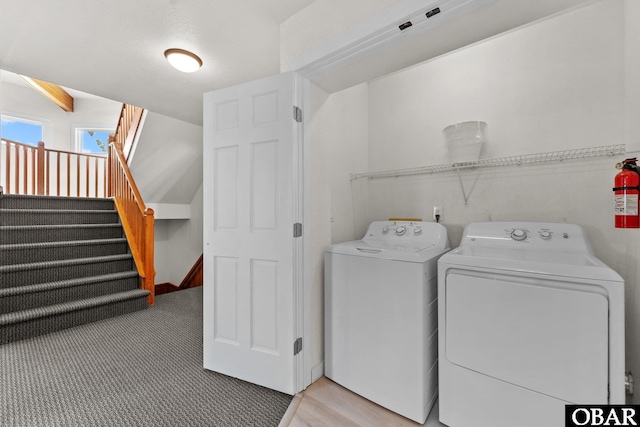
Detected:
[324,220,450,424]
[438,222,625,427]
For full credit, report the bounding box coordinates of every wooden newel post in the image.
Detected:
[144,207,155,306]
[36,141,45,195]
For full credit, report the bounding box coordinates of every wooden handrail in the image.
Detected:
[109,104,144,160]
[108,142,155,305]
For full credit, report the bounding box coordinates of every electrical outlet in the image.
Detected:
[433,206,443,221]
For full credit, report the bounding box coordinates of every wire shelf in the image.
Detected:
[350,144,626,181]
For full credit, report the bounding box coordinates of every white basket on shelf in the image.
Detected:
[443,121,487,163]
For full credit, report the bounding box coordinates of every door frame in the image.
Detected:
[296,74,313,392]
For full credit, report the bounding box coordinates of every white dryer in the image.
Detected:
[438,222,625,427]
[325,220,450,424]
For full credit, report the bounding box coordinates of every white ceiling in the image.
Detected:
[0,0,314,125]
[0,0,595,126]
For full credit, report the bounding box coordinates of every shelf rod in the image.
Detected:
[350,144,626,181]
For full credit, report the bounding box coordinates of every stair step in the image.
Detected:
[0,223,124,244]
[0,194,114,211]
[0,289,150,344]
[0,254,136,288]
[0,209,119,226]
[0,271,140,314]
[0,238,129,265]
[0,194,150,345]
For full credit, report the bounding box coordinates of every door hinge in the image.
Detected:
[294,337,303,355]
[293,106,303,123]
[293,223,303,238]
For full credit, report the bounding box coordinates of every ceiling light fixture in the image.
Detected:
[164,48,203,73]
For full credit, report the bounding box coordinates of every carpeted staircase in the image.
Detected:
[0,194,150,344]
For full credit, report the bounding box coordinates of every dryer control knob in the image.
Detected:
[396,226,407,236]
[382,225,390,234]
[539,231,552,240]
[511,229,527,241]
[414,227,422,235]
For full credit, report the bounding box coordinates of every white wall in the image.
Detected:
[310,83,369,368]
[154,183,203,285]
[128,111,203,285]
[0,78,121,151]
[355,0,638,403]
[130,111,203,205]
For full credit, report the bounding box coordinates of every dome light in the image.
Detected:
[164,48,203,73]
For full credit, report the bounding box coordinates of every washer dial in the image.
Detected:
[510,229,527,241]
[396,226,407,236]
[539,231,552,240]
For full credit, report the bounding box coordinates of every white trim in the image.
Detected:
[146,203,191,219]
[285,0,496,80]
[300,75,313,391]
[311,361,325,384]
[126,109,147,165]
[72,125,114,155]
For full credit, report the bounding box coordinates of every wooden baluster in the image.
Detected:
[16,145,21,194]
[5,142,11,194]
[37,141,45,195]
[76,155,80,197]
[56,153,61,196]
[85,156,89,197]
[94,157,98,197]
[67,153,71,196]
[31,147,36,194]
[45,151,50,195]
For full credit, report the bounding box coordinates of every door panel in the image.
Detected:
[445,272,609,404]
[203,72,301,394]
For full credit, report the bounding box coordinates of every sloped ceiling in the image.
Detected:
[1,0,597,127]
[0,0,314,126]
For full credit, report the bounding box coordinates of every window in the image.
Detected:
[75,128,113,155]
[0,115,44,146]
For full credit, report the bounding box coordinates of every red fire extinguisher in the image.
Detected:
[613,158,640,228]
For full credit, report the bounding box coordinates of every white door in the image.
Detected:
[202,72,304,395]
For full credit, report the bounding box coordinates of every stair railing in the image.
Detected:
[108,142,155,305]
[109,104,144,160]
[2,103,154,305]
[1,138,108,197]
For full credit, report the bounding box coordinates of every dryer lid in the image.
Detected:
[439,222,623,282]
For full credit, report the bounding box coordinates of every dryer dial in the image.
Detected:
[510,229,527,241]
[539,231,552,240]
[396,226,407,236]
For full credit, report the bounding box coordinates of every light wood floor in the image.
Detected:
[279,376,446,427]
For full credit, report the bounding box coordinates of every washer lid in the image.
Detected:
[326,220,450,262]
[325,239,446,262]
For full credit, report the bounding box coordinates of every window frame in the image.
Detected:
[0,113,49,146]
[73,126,114,156]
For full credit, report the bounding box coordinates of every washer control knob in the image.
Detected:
[539,231,552,240]
[396,226,407,236]
[511,229,527,241]
[414,227,422,235]
[382,225,390,234]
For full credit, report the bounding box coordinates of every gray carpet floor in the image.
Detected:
[0,287,293,426]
